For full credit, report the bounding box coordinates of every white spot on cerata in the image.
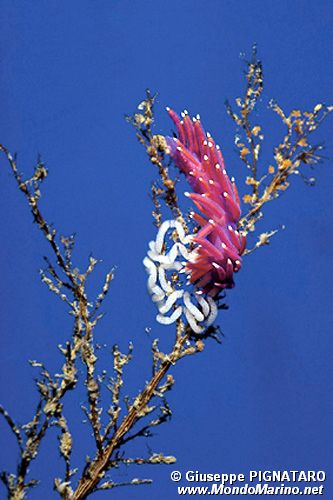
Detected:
[203,155,209,161]
[209,179,214,185]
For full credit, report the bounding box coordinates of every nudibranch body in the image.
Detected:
[165,108,246,297]
[143,107,245,333]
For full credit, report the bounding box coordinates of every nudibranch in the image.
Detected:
[165,108,246,297]
[143,108,245,333]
